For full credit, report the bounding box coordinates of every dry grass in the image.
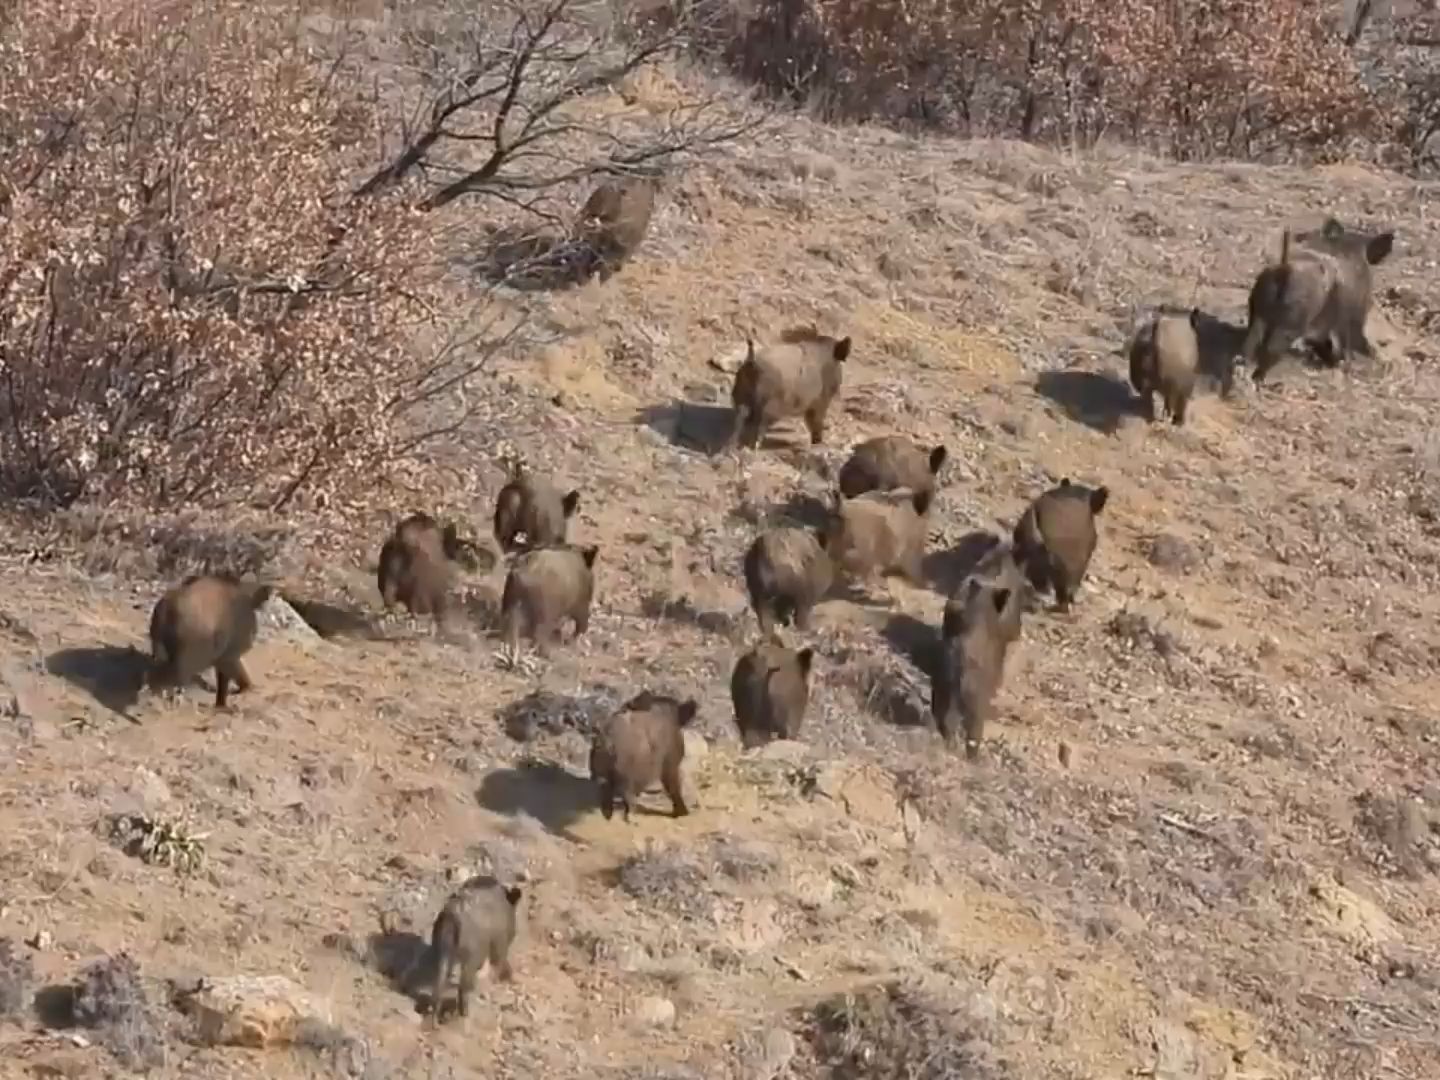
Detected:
[3,45,1440,1080]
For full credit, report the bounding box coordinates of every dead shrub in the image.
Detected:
[72,952,167,1072]
[0,0,469,514]
[0,937,34,1021]
[717,0,1386,159]
[616,847,714,920]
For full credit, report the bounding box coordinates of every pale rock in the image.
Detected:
[185,974,331,1048]
[632,995,676,1029]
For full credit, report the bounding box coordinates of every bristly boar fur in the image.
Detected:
[589,691,697,822]
[945,542,1026,646]
[837,436,948,499]
[1293,215,1395,365]
[729,327,853,449]
[146,573,274,709]
[376,512,480,627]
[821,488,933,585]
[499,543,598,653]
[492,467,581,554]
[932,578,1014,759]
[429,874,522,1025]
[575,173,659,282]
[742,526,834,637]
[1011,478,1109,612]
[1128,308,1200,425]
[730,642,814,749]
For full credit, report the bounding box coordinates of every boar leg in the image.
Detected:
[598,778,616,820]
[572,604,591,638]
[431,951,453,1025]
[1051,565,1076,612]
[457,955,479,1018]
[1167,390,1187,427]
[802,406,827,446]
[489,940,513,982]
[661,762,690,818]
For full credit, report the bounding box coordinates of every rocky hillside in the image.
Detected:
[2,94,1440,1080]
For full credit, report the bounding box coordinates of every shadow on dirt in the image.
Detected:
[1035,369,1139,435]
[45,646,146,717]
[476,761,596,840]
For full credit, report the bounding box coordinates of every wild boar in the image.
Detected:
[1128,307,1200,425]
[1293,215,1395,365]
[499,544,598,653]
[837,436,948,499]
[492,467,581,554]
[932,578,1014,759]
[730,642,814,748]
[742,526,834,637]
[821,488,932,585]
[146,574,274,709]
[576,173,659,282]
[729,327,853,449]
[589,691,696,822]
[377,512,481,627]
[429,874,522,1024]
[1011,478,1109,612]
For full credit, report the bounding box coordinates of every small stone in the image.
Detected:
[1148,533,1199,573]
[745,1027,795,1079]
[632,995,676,1028]
[27,928,51,950]
[1058,742,1072,768]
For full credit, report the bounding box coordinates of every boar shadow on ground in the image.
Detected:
[282,595,384,640]
[922,530,1002,595]
[882,612,940,679]
[365,930,436,1014]
[639,591,740,637]
[1190,310,1248,390]
[476,761,596,840]
[635,402,735,455]
[1035,369,1139,434]
[45,645,146,717]
[32,984,77,1028]
[768,492,831,530]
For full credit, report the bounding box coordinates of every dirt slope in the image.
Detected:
[3,106,1440,1079]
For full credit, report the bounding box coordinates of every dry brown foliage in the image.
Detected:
[723,0,1387,158]
[0,0,474,512]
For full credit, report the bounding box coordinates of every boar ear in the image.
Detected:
[745,337,756,364]
[992,588,1011,614]
[832,336,852,363]
[911,490,933,516]
[928,445,948,474]
[1059,476,1072,489]
[1090,486,1110,515]
[1321,215,1344,240]
[1366,231,1394,266]
[677,700,698,726]
[796,647,815,678]
[581,545,599,568]
[505,886,523,906]
[562,490,581,517]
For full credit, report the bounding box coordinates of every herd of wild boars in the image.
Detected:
[109,210,1397,1018]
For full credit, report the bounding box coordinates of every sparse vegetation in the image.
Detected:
[0,937,34,1022]
[72,953,168,1072]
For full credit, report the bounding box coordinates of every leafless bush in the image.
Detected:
[616,846,713,920]
[72,952,167,1072]
[803,979,1000,1080]
[0,0,511,513]
[0,938,34,1022]
[294,1017,396,1080]
[717,0,1386,160]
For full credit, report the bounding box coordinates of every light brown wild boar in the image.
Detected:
[376,512,481,627]
[821,488,933,585]
[146,573,274,709]
[932,578,1014,760]
[1128,307,1200,425]
[944,541,1026,647]
[1011,478,1109,612]
[743,526,834,637]
[837,436,948,499]
[429,874,522,1025]
[576,173,659,282]
[589,691,697,822]
[1292,215,1395,365]
[499,544,598,653]
[492,467,581,554]
[729,327,853,449]
[730,642,814,749]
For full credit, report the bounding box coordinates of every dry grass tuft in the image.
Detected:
[72,953,168,1072]
[0,937,34,1021]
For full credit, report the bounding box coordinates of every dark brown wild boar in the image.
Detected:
[576,173,659,282]
[730,642,814,748]
[492,466,581,554]
[499,544,598,653]
[932,578,1014,759]
[1293,215,1395,366]
[729,327,853,449]
[1128,307,1200,425]
[589,691,697,822]
[1011,478,1109,612]
[146,573,274,709]
[376,512,482,628]
[821,488,933,585]
[742,526,834,637]
[429,874,522,1025]
[837,436,948,499]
